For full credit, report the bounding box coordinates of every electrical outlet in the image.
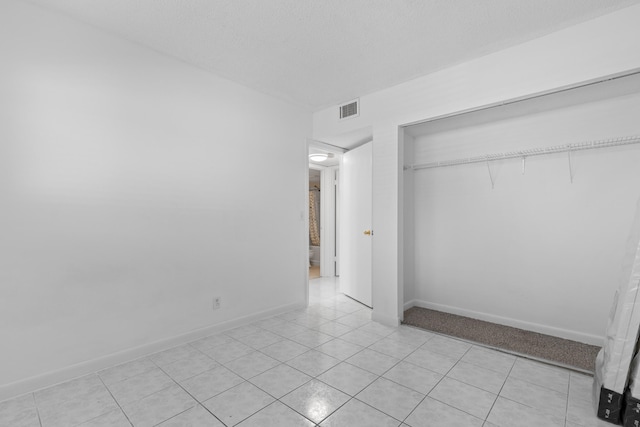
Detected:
[213,297,221,310]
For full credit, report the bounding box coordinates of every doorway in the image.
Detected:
[306,134,373,308]
[308,168,322,279]
[307,161,339,280]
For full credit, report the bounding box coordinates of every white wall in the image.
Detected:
[407,91,640,344]
[312,4,640,329]
[0,0,310,398]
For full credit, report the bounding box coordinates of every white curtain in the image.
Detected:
[309,190,320,246]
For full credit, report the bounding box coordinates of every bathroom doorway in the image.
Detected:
[308,144,341,282]
[308,168,322,279]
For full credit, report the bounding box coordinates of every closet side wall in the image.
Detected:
[409,91,640,344]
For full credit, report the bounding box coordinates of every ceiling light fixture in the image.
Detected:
[309,153,329,162]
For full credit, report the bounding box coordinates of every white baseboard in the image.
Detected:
[406,299,603,346]
[404,299,418,311]
[0,301,305,402]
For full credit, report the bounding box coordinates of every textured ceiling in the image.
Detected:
[26,0,640,110]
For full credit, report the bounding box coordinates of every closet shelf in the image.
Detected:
[405,135,640,171]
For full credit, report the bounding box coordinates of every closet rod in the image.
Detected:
[406,135,640,171]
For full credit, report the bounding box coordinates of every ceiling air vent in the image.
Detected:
[339,99,359,119]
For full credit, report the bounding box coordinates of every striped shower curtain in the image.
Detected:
[309,190,320,246]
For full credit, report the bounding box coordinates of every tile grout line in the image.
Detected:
[482,353,517,425]
[396,333,447,426]
[150,357,227,426]
[402,344,485,424]
[96,375,134,427]
[34,392,43,427]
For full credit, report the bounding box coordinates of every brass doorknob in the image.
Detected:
[363,230,372,235]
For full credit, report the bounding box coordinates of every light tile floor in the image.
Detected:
[1,277,609,427]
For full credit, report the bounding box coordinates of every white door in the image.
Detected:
[339,141,372,307]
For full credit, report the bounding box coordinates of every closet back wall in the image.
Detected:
[406,90,640,345]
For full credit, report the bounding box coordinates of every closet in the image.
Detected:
[402,72,640,345]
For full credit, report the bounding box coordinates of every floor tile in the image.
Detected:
[107,367,174,405]
[346,348,399,375]
[249,364,312,398]
[404,397,484,427]
[203,382,274,426]
[235,330,284,349]
[567,394,603,426]
[428,377,497,419]
[350,308,373,319]
[156,404,224,426]
[339,329,384,347]
[286,350,341,377]
[499,376,567,417]
[369,337,420,359]
[179,366,244,402]
[317,362,378,396]
[150,344,202,367]
[356,321,398,337]
[313,321,354,337]
[39,383,119,427]
[356,377,425,421]
[161,352,219,382]
[565,418,612,427]
[290,330,335,348]
[121,384,196,427]
[225,325,264,340]
[509,358,570,394]
[35,375,105,410]
[200,340,253,364]
[423,335,472,359]
[264,322,310,339]
[404,347,459,375]
[236,401,315,427]
[386,327,433,346]
[261,339,309,362]
[0,393,35,413]
[320,398,400,427]
[460,347,515,375]
[335,301,367,314]
[0,409,41,427]
[99,358,157,386]
[569,372,594,404]
[253,317,287,330]
[335,313,371,328]
[292,314,330,329]
[190,333,237,352]
[76,409,131,427]
[485,396,564,427]
[278,310,307,322]
[223,351,280,379]
[0,394,40,427]
[280,379,350,424]
[314,307,344,321]
[447,361,508,394]
[316,338,364,360]
[383,361,443,395]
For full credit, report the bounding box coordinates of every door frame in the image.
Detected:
[306,140,345,287]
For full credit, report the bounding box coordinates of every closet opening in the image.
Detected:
[400,71,640,370]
